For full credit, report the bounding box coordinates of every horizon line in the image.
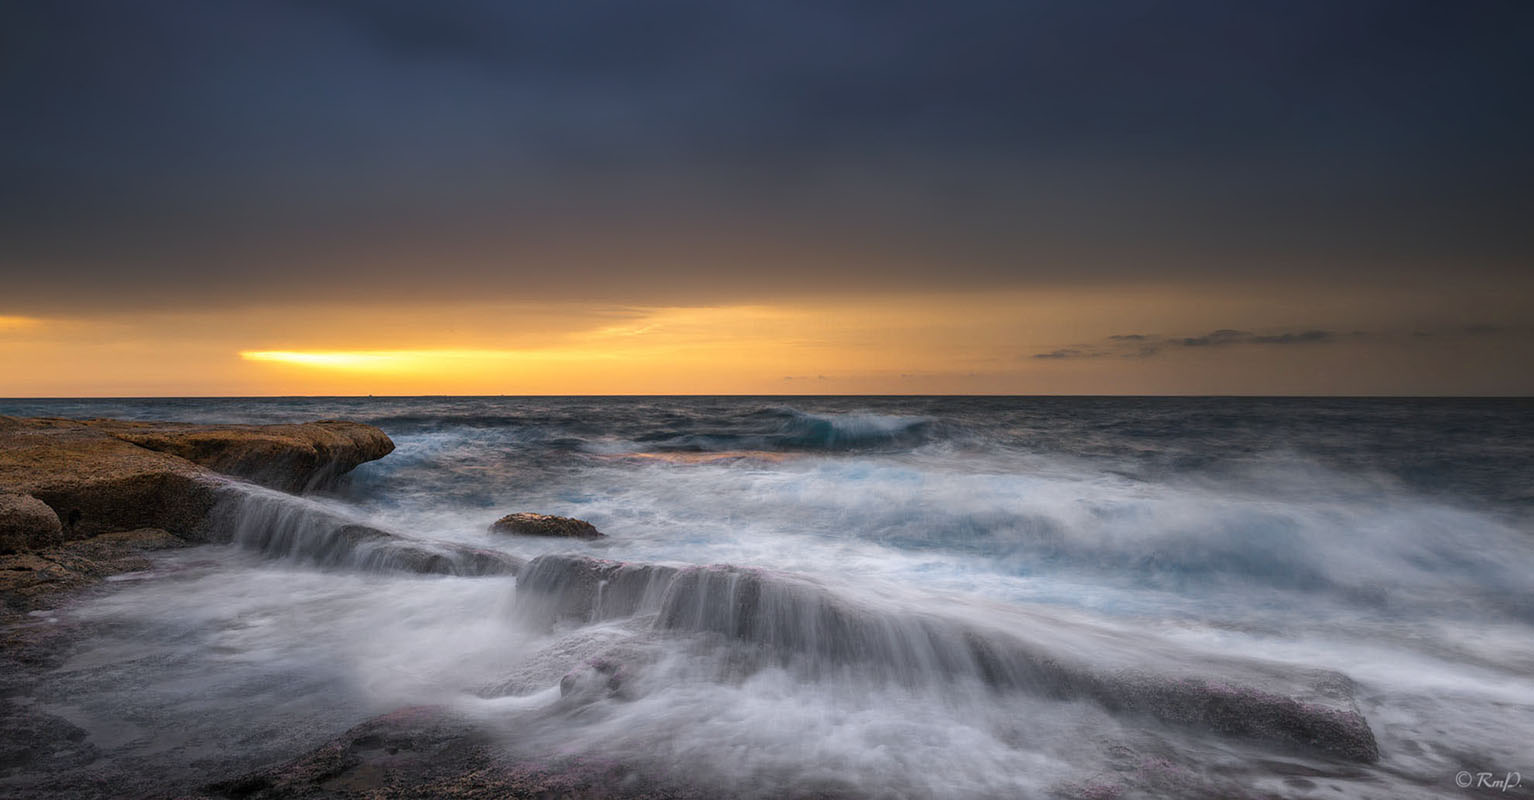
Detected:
[3,393,1531,401]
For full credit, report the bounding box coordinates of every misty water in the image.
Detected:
[3,397,1532,798]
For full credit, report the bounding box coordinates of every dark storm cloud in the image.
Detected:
[2,0,1533,310]
[1031,324,1534,361]
[1179,329,1252,347]
[1181,329,1338,347]
[1250,330,1335,345]
[1033,349,1089,361]
[1175,329,1334,347]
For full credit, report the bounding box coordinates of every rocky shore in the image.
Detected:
[0,416,394,616]
[0,416,638,799]
[0,417,409,797]
[1,414,1391,799]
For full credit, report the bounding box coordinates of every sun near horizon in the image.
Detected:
[2,1,1532,398]
[2,284,1530,397]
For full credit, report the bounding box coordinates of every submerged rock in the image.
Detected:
[199,705,703,799]
[0,528,189,613]
[490,512,603,539]
[0,702,97,778]
[515,554,678,628]
[559,657,629,702]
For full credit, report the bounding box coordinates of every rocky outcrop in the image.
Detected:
[0,416,400,614]
[0,493,62,553]
[106,419,395,493]
[0,416,395,543]
[0,416,219,541]
[489,512,603,539]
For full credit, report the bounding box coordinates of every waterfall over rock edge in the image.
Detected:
[209,484,521,577]
[515,553,1379,762]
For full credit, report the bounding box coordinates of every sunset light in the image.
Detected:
[2,3,1531,796]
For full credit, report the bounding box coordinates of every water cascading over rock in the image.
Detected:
[513,553,1380,762]
[209,484,520,577]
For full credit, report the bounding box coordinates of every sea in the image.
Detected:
[2,396,1531,798]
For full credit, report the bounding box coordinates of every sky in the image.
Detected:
[2,0,1531,396]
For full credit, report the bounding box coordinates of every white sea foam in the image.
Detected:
[5,397,1530,798]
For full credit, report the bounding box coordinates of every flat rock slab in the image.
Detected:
[105,419,394,493]
[0,415,399,611]
[0,416,395,543]
[490,512,603,539]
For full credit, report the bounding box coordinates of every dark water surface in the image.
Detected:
[3,397,1531,798]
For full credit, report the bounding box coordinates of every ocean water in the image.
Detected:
[3,396,1532,798]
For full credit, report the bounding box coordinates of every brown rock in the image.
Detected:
[489,512,603,540]
[107,419,395,493]
[0,416,395,541]
[0,415,396,613]
[60,527,188,560]
[0,551,103,611]
[1,416,228,541]
[0,529,189,613]
[0,493,62,553]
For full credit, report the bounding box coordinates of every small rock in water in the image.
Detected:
[489,512,603,539]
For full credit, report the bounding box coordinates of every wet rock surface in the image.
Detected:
[0,412,1405,796]
[197,706,705,800]
[0,703,97,780]
[517,553,1381,763]
[0,415,411,798]
[490,512,604,539]
[214,487,522,577]
[0,529,188,615]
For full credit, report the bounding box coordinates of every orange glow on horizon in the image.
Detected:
[239,348,622,371]
[3,288,1531,396]
[0,316,41,330]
